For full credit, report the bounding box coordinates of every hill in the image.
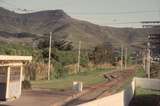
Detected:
[0,7,149,48]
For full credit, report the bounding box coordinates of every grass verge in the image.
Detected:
[136,87,160,96]
[31,68,113,91]
[135,66,146,78]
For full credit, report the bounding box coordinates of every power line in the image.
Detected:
[0,0,5,3]
[0,0,33,12]
[0,0,17,7]
[1,1,159,26]
[0,1,159,16]
[68,10,159,15]
[105,21,140,25]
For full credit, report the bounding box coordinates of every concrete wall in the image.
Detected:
[8,81,21,99]
[78,78,136,106]
[135,78,160,90]
[123,78,135,106]
[78,78,160,106]
[5,66,22,100]
[78,91,124,106]
[78,89,135,106]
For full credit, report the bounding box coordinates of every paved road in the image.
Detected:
[0,90,75,106]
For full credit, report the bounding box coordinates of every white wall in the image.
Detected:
[135,78,160,90]
[78,78,136,106]
[78,91,124,106]
[8,81,21,99]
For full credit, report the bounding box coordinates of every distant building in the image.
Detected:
[141,21,160,28]
[141,21,160,62]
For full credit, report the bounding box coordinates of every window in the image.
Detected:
[0,67,7,83]
[10,66,21,81]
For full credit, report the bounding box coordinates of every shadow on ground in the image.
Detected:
[129,94,160,106]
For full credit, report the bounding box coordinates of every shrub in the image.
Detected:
[51,62,68,79]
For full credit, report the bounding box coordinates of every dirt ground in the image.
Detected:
[0,90,77,106]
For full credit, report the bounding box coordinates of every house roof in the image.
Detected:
[0,55,32,61]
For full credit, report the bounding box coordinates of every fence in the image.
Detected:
[24,63,49,80]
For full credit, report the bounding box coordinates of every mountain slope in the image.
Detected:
[0,7,148,48]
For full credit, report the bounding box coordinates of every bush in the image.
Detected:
[80,53,89,67]
[22,80,31,89]
[51,62,68,79]
[56,50,77,65]
[135,67,146,77]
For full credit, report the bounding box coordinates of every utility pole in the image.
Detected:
[48,32,52,80]
[125,47,128,69]
[77,41,81,73]
[143,50,146,71]
[121,44,124,70]
[146,42,151,78]
[105,49,107,69]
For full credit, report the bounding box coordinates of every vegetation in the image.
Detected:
[135,66,146,77]
[31,68,113,90]
[89,42,117,65]
[130,87,160,106]
[0,39,132,81]
[0,42,33,55]
[0,42,45,62]
[112,66,146,93]
[51,62,68,79]
[136,87,160,96]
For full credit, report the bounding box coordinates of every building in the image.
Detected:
[0,55,32,101]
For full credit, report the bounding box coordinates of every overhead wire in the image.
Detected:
[0,1,159,25]
[0,0,159,26]
[0,1,159,15]
[68,10,159,15]
[0,0,33,12]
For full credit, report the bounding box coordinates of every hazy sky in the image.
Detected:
[0,0,160,27]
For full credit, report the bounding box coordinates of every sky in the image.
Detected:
[0,0,160,28]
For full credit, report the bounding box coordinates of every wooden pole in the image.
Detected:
[125,47,128,69]
[48,32,52,80]
[143,50,146,71]
[77,41,81,73]
[121,44,124,70]
[105,49,107,69]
